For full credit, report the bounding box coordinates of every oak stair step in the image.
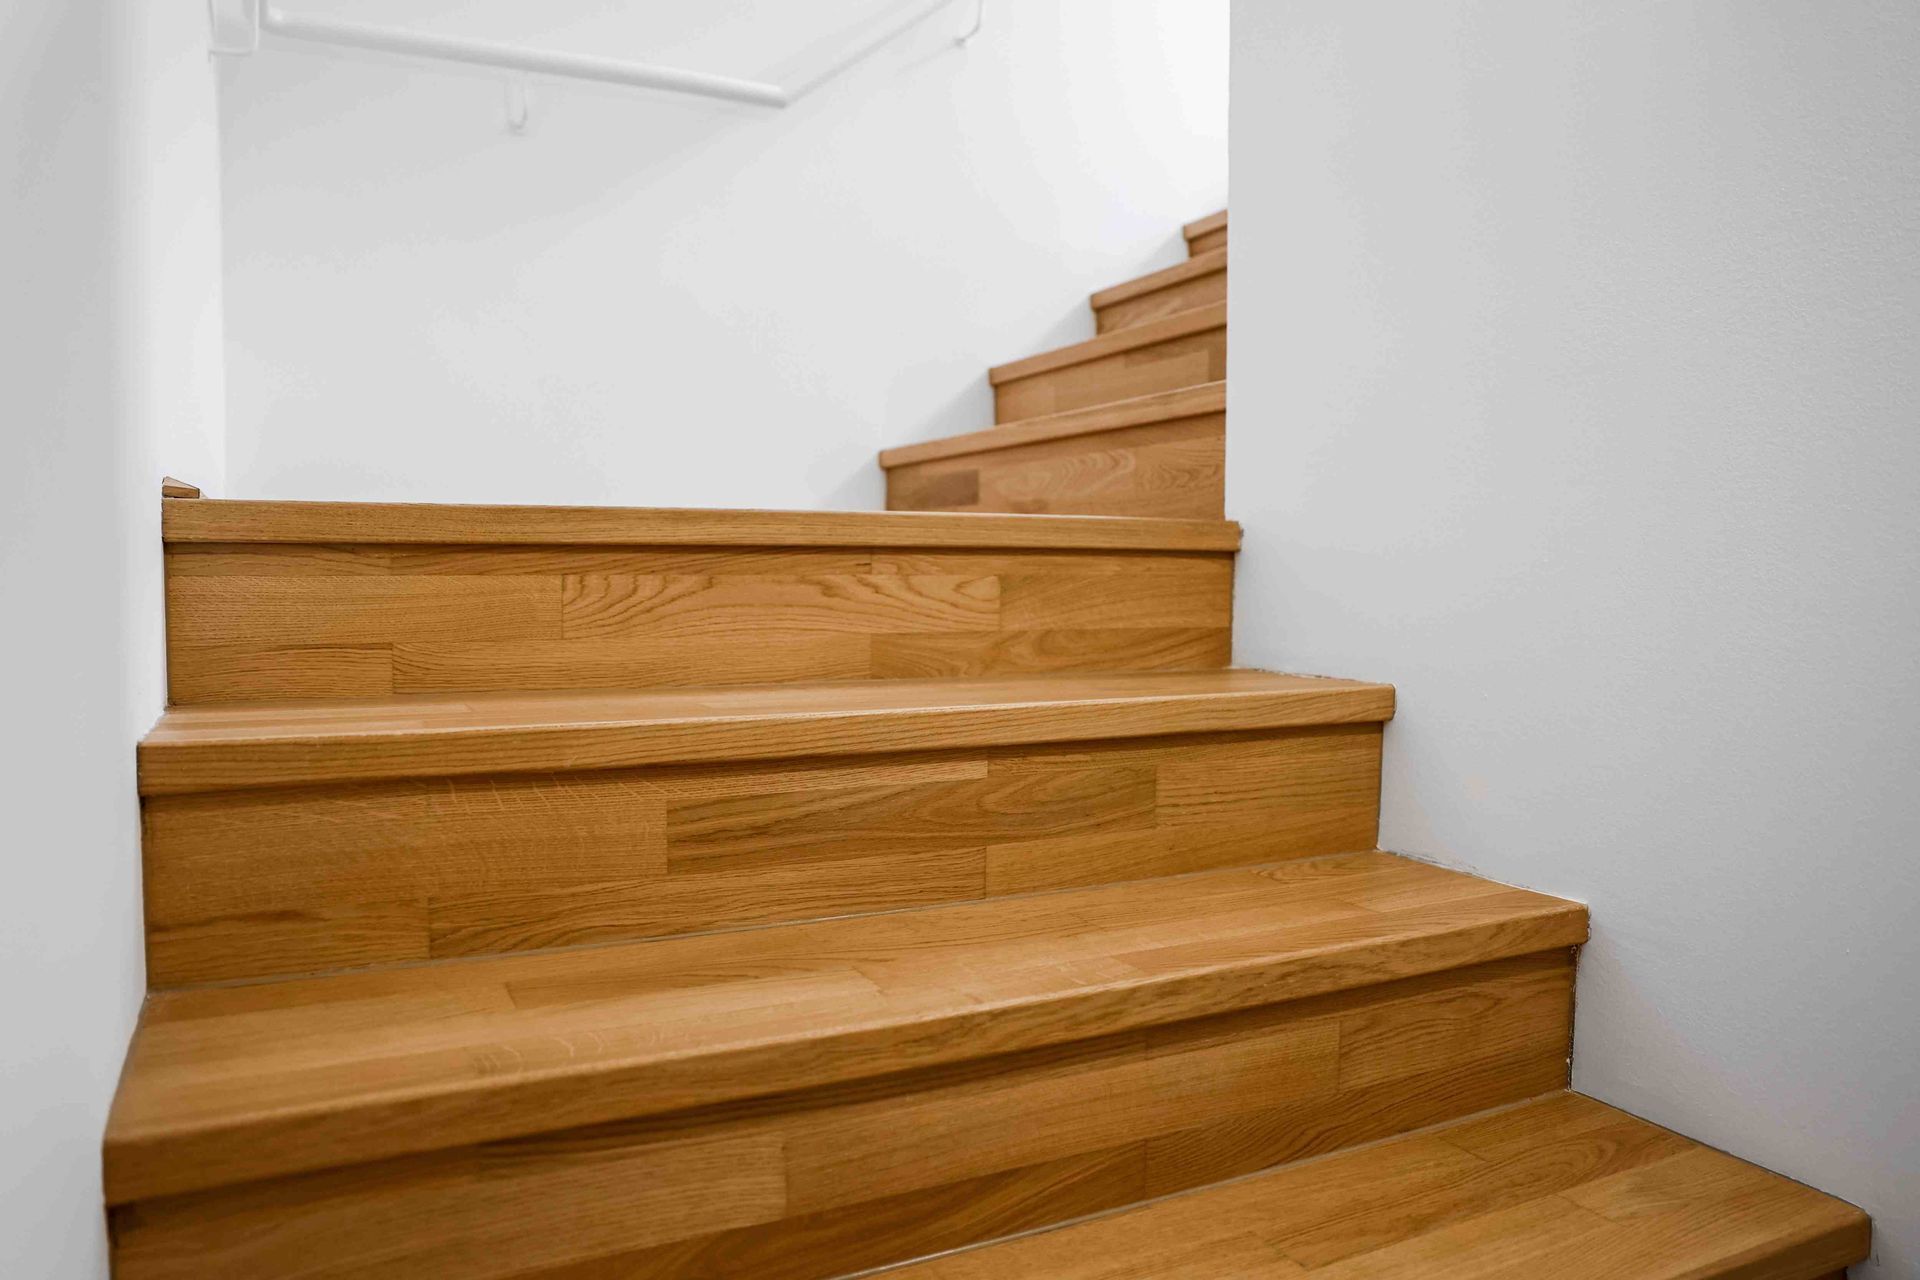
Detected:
[106,850,1586,1277]
[1184,208,1228,257]
[878,1092,1870,1279]
[140,665,1394,988]
[989,302,1227,423]
[162,499,1243,703]
[1091,247,1228,334]
[137,668,1391,796]
[881,382,1226,518]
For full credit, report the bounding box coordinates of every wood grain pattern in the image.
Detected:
[886,413,1224,518]
[990,304,1227,423]
[106,852,1583,1203]
[880,383,1226,469]
[141,723,1384,985]
[1092,248,1228,334]
[108,947,1577,1279]
[1185,210,1228,257]
[162,499,1242,550]
[137,670,1396,796]
[164,540,1237,702]
[884,1094,1871,1280]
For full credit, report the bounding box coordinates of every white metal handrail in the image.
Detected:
[214,0,982,110]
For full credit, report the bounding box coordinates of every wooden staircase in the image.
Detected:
[105,209,1869,1278]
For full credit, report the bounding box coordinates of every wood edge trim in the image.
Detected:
[160,476,201,499]
[1088,248,1228,309]
[135,682,1394,796]
[988,302,1229,385]
[1183,209,1229,242]
[161,501,1242,552]
[879,383,1227,468]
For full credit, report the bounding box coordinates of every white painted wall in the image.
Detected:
[1229,2,1918,1273]
[217,0,1228,508]
[0,1,226,1273]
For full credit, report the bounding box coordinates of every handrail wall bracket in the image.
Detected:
[208,0,983,117]
[208,0,263,57]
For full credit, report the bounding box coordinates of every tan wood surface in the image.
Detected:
[1092,248,1228,334]
[1185,209,1228,256]
[142,722,1383,985]
[886,412,1224,518]
[163,540,1237,703]
[162,498,1241,550]
[110,946,1575,1279]
[990,302,1226,384]
[159,476,201,499]
[105,851,1583,1205]
[137,669,1396,795]
[880,383,1226,469]
[988,305,1226,424]
[883,1093,1871,1280]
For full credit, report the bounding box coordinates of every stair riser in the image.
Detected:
[142,724,1384,986]
[109,951,1573,1280]
[886,413,1225,519]
[1095,269,1228,335]
[994,326,1226,423]
[1188,227,1227,256]
[164,545,1235,703]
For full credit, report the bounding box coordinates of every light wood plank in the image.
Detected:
[989,305,1227,424]
[109,950,1576,1279]
[883,1093,1870,1280]
[167,575,563,645]
[1185,210,1228,257]
[988,306,1228,386]
[164,539,1238,702]
[136,669,1396,795]
[138,723,1379,984]
[887,415,1225,519]
[1189,228,1228,256]
[1092,248,1228,334]
[162,499,1242,551]
[105,852,1581,1203]
[1183,209,1228,242]
[558,573,999,638]
[880,383,1226,469]
[868,627,1230,680]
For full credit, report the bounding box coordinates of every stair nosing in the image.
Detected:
[104,851,1585,1206]
[162,500,1242,552]
[988,303,1228,386]
[879,382,1227,469]
[1089,248,1228,310]
[1183,209,1228,243]
[136,671,1397,796]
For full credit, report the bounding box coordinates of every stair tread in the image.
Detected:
[1183,209,1228,245]
[137,668,1395,794]
[879,1092,1870,1279]
[1090,248,1228,309]
[104,850,1584,1205]
[162,498,1242,551]
[989,302,1228,385]
[880,382,1227,469]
